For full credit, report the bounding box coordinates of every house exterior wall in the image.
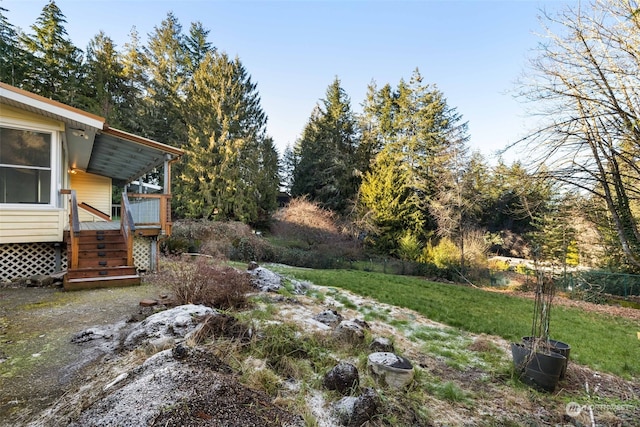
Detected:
[1,103,66,244]
[0,209,65,244]
[70,171,112,221]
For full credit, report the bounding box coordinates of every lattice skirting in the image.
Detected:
[0,242,67,282]
[134,236,157,272]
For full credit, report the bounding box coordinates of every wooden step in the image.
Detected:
[66,265,138,280]
[77,257,129,268]
[76,241,127,251]
[64,274,141,291]
[77,249,128,258]
[76,234,125,244]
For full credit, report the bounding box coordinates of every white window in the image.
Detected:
[0,126,54,205]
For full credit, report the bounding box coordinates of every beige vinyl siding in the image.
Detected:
[70,171,112,222]
[0,103,64,129]
[0,209,64,243]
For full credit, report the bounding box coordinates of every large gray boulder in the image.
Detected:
[247,266,283,292]
[123,304,215,350]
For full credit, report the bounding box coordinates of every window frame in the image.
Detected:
[0,122,59,209]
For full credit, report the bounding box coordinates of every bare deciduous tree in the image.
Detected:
[512,0,640,269]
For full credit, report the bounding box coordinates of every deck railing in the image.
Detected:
[127,193,172,235]
[61,189,80,269]
[121,192,136,266]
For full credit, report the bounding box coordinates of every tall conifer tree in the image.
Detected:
[175,51,276,223]
[357,69,469,252]
[120,27,147,134]
[20,0,84,105]
[0,6,30,86]
[292,77,359,212]
[83,32,127,126]
[143,12,187,146]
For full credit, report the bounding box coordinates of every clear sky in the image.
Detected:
[3,0,574,163]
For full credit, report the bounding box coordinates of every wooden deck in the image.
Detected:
[79,221,121,231]
[76,221,161,233]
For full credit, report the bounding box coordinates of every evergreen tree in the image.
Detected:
[175,51,275,223]
[255,136,280,225]
[83,31,127,125]
[291,77,360,212]
[358,147,413,253]
[356,69,469,252]
[120,27,147,134]
[0,6,30,86]
[143,12,187,146]
[20,0,84,105]
[356,82,396,176]
[184,21,213,77]
[280,144,298,194]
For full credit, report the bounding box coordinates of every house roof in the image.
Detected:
[0,82,183,184]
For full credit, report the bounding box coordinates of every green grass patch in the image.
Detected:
[280,268,640,379]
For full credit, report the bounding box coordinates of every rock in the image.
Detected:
[333,320,366,344]
[128,306,155,323]
[103,372,129,391]
[172,342,190,360]
[148,336,175,352]
[323,362,359,395]
[123,304,215,350]
[247,261,259,270]
[289,278,312,294]
[352,318,370,330]
[314,309,343,327]
[332,387,379,426]
[71,327,115,343]
[247,267,283,292]
[369,337,394,353]
[368,352,414,389]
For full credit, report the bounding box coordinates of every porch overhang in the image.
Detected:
[0,82,183,185]
[88,128,183,186]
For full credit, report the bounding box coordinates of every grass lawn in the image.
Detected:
[275,266,640,379]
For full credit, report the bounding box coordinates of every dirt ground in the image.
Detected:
[0,283,165,425]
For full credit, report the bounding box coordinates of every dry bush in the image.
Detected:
[165,220,257,258]
[271,197,342,245]
[462,229,490,269]
[154,257,253,310]
[271,198,362,261]
[273,197,339,233]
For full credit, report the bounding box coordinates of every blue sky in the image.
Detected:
[4,0,574,163]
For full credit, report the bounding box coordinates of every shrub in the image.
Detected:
[421,237,460,269]
[154,257,253,309]
[160,236,192,255]
[231,235,272,262]
[396,232,421,261]
[271,197,361,253]
[488,259,511,272]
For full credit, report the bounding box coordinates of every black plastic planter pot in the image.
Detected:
[522,337,571,379]
[511,342,566,392]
